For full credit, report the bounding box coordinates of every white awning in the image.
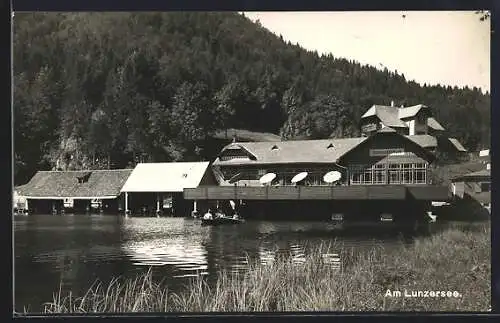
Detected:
[23,196,119,200]
[121,162,210,193]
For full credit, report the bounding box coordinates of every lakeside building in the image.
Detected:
[16,169,133,214]
[211,128,434,187]
[120,162,216,216]
[360,102,467,160]
[15,101,465,222]
[185,128,451,221]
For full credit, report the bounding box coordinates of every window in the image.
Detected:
[258,169,267,176]
[349,166,363,184]
[388,164,400,184]
[414,163,427,184]
[369,148,405,157]
[373,164,386,184]
[480,182,491,192]
[402,163,413,184]
[351,171,362,184]
[363,168,373,184]
[349,162,428,185]
[417,112,427,123]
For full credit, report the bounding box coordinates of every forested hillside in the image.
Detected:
[13,12,490,185]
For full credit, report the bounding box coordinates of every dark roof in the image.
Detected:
[452,169,490,182]
[214,129,435,166]
[362,105,408,128]
[406,135,438,148]
[427,117,445,131]
[213,137,367,166]
[448,138,467,152]
[361,104,441,130]
[212,128,281,142]
[18,169,133,198]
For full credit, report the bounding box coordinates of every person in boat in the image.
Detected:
[203,209,213,220]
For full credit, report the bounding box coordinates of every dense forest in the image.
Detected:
[13,12,490,185]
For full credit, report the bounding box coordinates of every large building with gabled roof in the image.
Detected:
[211,128,436,188]
[360,102,467,159]
[185,127,450,221]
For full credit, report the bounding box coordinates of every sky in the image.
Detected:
[243,11,490,93]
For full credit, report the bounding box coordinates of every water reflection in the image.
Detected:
[120,217,209,278]
[14,214,484,312]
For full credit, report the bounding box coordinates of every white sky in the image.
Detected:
[243,11,490,93]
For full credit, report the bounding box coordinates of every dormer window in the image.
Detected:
[77,172,92,184]
[327,143,334,149]
[271,145,279,150]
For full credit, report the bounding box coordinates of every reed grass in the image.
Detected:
[39,223,490,313]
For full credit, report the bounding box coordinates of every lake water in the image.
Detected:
[13,214,466,312]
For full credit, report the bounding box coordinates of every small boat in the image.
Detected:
[380,213,394,222]
[201,213,245,226]
[426,211,437,223]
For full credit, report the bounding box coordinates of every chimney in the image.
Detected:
[391,100,394,107]
[232,135,237,143]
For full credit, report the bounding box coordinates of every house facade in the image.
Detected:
[184,128,450,222]
[360,102,467,160]
[212,128,436,187]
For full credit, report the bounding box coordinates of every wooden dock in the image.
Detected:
[184,185,451,201]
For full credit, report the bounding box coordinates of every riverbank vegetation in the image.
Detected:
[38,223,490,313]
[14,12,490,185]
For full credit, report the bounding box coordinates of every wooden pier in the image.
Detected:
[184,185,451,201]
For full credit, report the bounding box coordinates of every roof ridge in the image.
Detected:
[37,169,134,173]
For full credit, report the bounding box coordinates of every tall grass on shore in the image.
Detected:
[40,224,490,313]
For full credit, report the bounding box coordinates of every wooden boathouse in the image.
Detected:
[184,128,451,221]
[120,162,217,216]
[16,169,133,214]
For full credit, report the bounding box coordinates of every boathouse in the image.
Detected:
[13,185,28,214]
[120,162,216,216]
[16,169,133,214]
[185,128,451,221]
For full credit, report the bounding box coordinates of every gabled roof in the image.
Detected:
[361,104,434,129]
[448,138,467,152]
[18,169,133,199]
[398,104,428,119]
[121,162,210,192]
[452,168,490,182]
[406,135,438,148]
[361,105,408,128]
[377,108,409,128]
[338,129,436,163]
[213,137,368,166]
[427,117,445,131]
